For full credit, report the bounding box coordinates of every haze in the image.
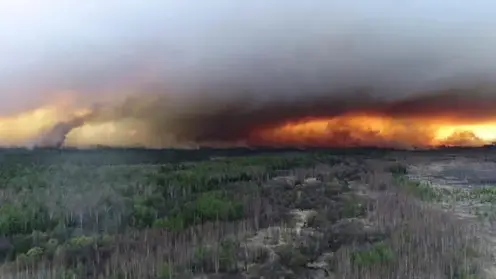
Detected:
[2,1,496,148]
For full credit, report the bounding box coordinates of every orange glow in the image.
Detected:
[435,124,496,143]
[1,104,496,148]
[250,114,496,148]
[0,104,128,147]
[65,120,144,147]
[0,106,73,146]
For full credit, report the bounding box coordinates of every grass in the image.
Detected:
[0,148,489,278]
[350,242,395,267]
[394,170,496,222]
[307,164,486,279]
[396,176,442,201]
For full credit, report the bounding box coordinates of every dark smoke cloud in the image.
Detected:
[3,1,496,148]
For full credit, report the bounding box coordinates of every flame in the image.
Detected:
[435,124,496,143]
[250,114,496,148]
[1,104,496,148]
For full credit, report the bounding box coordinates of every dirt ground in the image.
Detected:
[402,149,496,278]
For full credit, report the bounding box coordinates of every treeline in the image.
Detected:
[0,146,395,166]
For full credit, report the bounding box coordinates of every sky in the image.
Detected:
[2,1,496,148]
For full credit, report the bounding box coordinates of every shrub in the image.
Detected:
[388,164,407,176]
[350,242,394,267]
[275,245,309,268]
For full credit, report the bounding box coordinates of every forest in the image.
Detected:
[0,147,485,279]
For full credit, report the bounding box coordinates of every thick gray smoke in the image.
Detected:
[31,117,86,148]
[2,1,496,147]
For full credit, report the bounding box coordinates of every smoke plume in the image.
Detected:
[31,117,86,148]
[3,1,496,148]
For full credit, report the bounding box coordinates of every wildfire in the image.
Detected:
[250,114,496,148]
[1,104,496,149]
[0,105,123,147]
